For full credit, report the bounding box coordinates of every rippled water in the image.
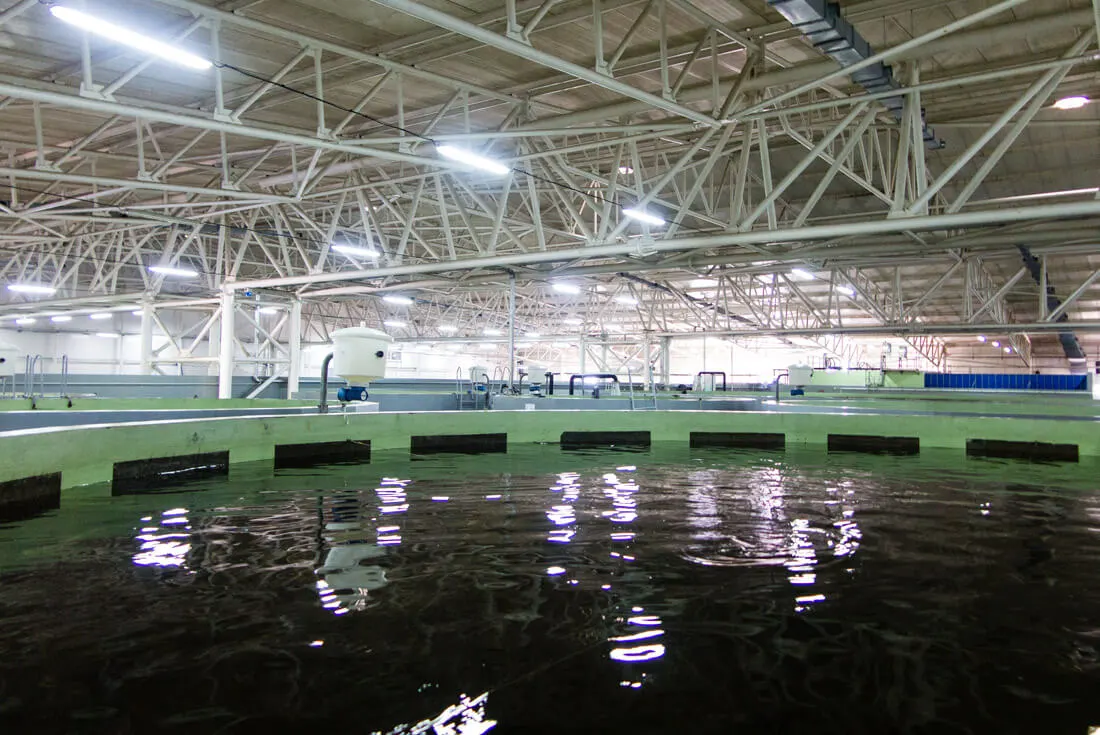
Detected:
[2,445,1100,734]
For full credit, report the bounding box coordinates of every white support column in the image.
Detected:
[288,299,302,399]
[139,301,154,375]
[218,288,235,399]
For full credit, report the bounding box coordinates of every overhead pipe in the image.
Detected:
[231,199,1100,291]
[533,7,1093,128]
[767,0,942,147]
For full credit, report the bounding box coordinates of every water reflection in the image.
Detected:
[132,507,191,568]
[379,691,496,735]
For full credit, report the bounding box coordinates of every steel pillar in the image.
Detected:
[218,289,235,399]
[288,299,302,398]
[139,301,154,376]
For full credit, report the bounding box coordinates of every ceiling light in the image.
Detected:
[438,324,458,333]
[50,315,72,323]
[435,145,510,175]
[525,331,541,338]
[991,340,1000,348]
[622,208,665,226]
[479,343,496,351]
[7,283,57,295]
[563,318,583,326]
[483,328,502,336]
[332,244,379,258]
[383,320,406,328]
[977,335,987,343]
[614,295,638,305]
[553,282,581,295]
[95,332,120,339]
[690,278,718,288]
[382,294,414,305]
[791,268,815,280]
[148,265,197,278]
[1053,95,1089,110]
[131,309,143,316]
[15,317,35,325]
[49,6,213,70]
[836,285,855,297]
[618,165,634,175]
[89,312,112,320]
[1004,346,1012,354]
[257,306,280,314]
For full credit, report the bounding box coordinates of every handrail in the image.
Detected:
[568,373,619,396]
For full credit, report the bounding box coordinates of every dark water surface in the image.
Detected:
[2,445,1100,734]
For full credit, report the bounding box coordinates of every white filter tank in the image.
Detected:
[469,365,490,383]
[788,364,813,387]
[331,327,393,384]
[525,364,548,384]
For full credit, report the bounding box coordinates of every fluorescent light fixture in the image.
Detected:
[89,312,112,320]
[617,165,634,175]
[991,340,1000,348]
[563,318,583,326]
[50,315,72,323]
[690,278,718,288]
[483,328,502,336]
[7,283,56,295]
[977,335,987,343]
[435,145,510,175]
[148,265,197,278]
[95,332,120,339]
[331,243,379,258]
[614,295,638,305]
[479,343,496,351]
[383,320,406,328]
[49,6,213,70]
[1053,95,1089,110]
[438,324,458,333]
[836,285,856,297]
[552,282,581,295]
[15,317,35,325]
[791,268,815,280]
[1004,346,1012,354]
[382,294,414,305]
[257,306,280,314]
[622,208,665,226]
[525,331,541,338]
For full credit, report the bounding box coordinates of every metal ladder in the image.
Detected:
[455,368,490,410]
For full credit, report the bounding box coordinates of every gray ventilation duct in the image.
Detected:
[1018,246,1086,368]
[767,0,945,149]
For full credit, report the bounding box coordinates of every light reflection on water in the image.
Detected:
[5,447,1100,732]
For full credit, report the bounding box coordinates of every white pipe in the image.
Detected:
[363,0,719,127]
[0,82,453,171]
[230,199,1100,290]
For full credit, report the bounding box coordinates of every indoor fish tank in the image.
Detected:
[1,444,1099,733]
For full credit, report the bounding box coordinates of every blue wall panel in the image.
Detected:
[924,373,1088,391]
